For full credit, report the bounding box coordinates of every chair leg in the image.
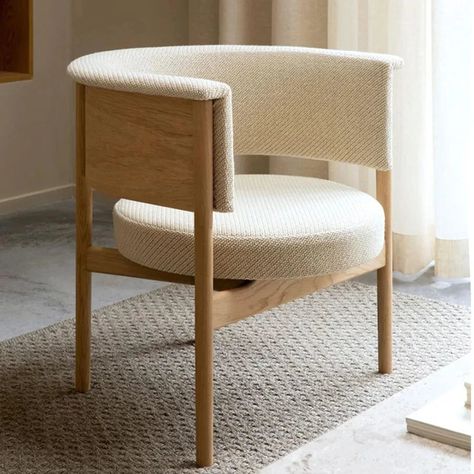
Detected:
[195,287,214,467]
[75,84,92,392]
[193,99,214,467]
[76,264,91,392]
[377,259,392,374]
[376,170,393,374]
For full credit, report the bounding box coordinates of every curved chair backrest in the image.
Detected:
[69,45,402,212]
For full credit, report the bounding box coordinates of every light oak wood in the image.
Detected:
[376,170,393,374]
[86,246,245,291]
[213,249,385,329]
[85,87,196,211]
[75,84,92,393]
[193,100,215,467]
[87,246,195,285]
[0,0,33,83]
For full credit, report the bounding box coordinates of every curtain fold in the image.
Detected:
[188,0,471,281]
[328,0,435,277]
[431,0,472,281]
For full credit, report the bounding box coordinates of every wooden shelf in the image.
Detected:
[0,0,33,84]
[0,70,32,84]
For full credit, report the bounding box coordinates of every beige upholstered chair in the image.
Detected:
[68,45,402,467]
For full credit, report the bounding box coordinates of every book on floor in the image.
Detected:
[406,384,471,451]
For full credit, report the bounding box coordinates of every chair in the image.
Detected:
[68,45,402,467]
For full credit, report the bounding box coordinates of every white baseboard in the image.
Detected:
[0,184,75,216]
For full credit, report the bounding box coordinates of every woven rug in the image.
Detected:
[0,282,469,473]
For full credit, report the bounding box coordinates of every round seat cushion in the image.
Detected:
[113,175,385,280]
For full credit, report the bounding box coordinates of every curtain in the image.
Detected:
[188,0,472,282]
[328,0,472,282]
[431,0,472,281]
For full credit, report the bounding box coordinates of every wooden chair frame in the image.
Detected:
[75,84,392,467]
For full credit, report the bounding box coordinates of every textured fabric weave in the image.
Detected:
[114,175,384,279]
[68,45,402,212]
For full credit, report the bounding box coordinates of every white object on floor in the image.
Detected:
[464,381,471,409]
[406,385,471,450]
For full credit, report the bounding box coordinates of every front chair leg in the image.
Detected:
[193,99,214,466]
[195,289,214,466]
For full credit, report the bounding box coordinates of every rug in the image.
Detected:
[0,282,470,473]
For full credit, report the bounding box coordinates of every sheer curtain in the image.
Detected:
[188,0,472,282]
[328,0,472,282]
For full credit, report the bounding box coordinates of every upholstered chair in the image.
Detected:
[68,45,402,467]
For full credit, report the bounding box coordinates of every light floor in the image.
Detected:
[0,199,471,473]
[261,355,471,474]
[0,199,164,342]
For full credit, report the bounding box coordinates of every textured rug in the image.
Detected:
[0,282,469,473]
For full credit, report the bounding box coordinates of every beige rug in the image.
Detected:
[0,282,469,473]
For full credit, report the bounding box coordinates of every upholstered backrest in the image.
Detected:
[68,45,402,212]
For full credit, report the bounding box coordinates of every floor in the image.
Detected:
[0,199,164,341]
[261,355,471,474]
[0,199,471,473]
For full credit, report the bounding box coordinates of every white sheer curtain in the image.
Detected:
[328,0,471,281]
[431,0,472,281]
[188,0,472,281]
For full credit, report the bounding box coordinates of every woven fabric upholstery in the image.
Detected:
[68,45,402,212]
[113,175,385,280]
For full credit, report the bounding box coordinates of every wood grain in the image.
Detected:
[213,249,385,329]
[86,246,245,290]
[75,84,92,393]
[0,0,33,82]
[376,170,393,374]
[85,87,197,211]
[193,100,215,467]
[87,246,195,285]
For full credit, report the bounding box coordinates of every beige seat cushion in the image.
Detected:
[113,175,385,280]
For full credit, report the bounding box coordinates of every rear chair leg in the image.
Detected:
[75,83,92,393]
[376,170,393,374]
[76,265,91,392]
[377,262,392,373]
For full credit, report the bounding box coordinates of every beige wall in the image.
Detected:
[0,0,73,208]
[0,0,188,212]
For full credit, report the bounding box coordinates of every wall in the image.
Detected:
[0,0,73,211]
[0,0,188,213]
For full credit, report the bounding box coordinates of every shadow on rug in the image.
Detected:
[0,282,470,473]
